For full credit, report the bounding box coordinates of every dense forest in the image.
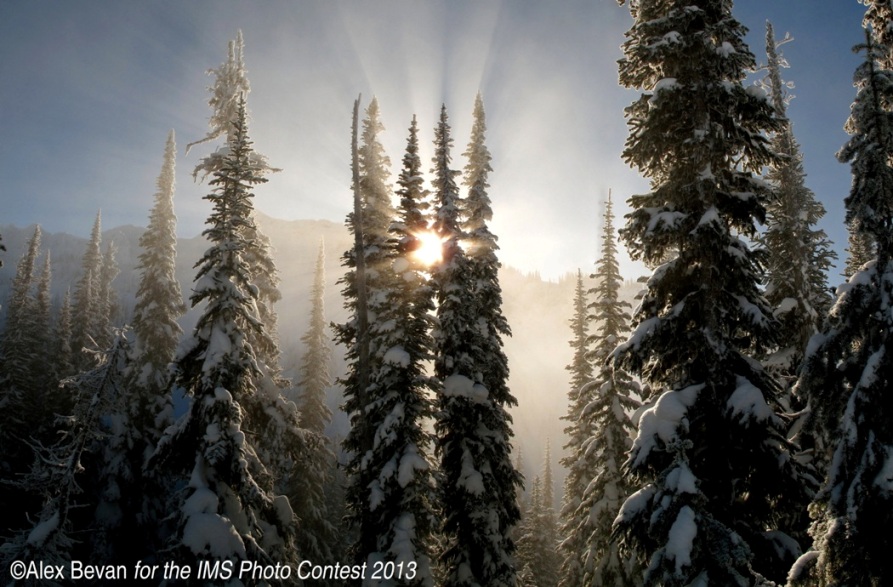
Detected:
[2,1,893,586]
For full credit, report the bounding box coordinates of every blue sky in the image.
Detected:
[0,1,869,281]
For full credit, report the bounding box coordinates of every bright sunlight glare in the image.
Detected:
[413,230,445,267]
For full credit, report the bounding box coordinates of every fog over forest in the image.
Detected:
[0,216,643,500]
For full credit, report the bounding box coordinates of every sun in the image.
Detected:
[413,230,444,267]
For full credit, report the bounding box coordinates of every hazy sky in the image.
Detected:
[0,1,868,281]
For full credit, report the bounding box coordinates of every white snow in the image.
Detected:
[181,513,247,558]
[696,206,719,227]
[774,297,798,317]
[183,487,218,515]
[632,385,702,467]
[788,551,819,583]
[653,77,677,92]
[459,447,485,495]
[26,511,59,546]
[716,41,736,56]
[615,485,656,525]
[727,376,776,425]
[874,446,893,493]
[383,345,411,368]
[398,444,429,488]
[746,84,769,101]
[442,373,489,403]
[858,347,885,391]
[665,464,698,494]
[649,78,677,104]
[665,506,697,574]
[646,209,687,232]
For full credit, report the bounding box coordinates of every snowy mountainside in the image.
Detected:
[0,216,643,498]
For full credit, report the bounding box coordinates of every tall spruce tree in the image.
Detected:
[71,212,103,369]
[789,30,893,586]
[95,242,120,351]
[0,225,43,404]
[0,226,49,534]
[338,101,439,582]
[298,240,333,438]
[563,196,642,587]
[358,113,439,583]
[290,240,339,571]
[54,290,74,380]
[558,269,595,587]
[760,21,835,382]
[129,130,186,443]
[516,476,558,587]
[149,99,299,571]
[613,1,812,584]
[433,103,519,587]
[187,31,301,497]
[90,131,186,565]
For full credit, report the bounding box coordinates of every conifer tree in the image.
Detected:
[72,212,103,369]
[613,1,812,584]
[790,31,893,586]
[187,31,299,495]
[95,242,120,350]
[290,240,339,570]
[0,226,47,533]
[356,114,438,583]
[563,196,642,587]
[0,334,132,587]
[298,240,333,438]
[516,476,557,587]
[90,131,186,566]
[129,130,186,443]
[54,290,74,380]
[760,21,835,381]
[32,251,61,412]
[433,103,519,587]
[1,225,43,402]
[844,223,875,278]
[558,269,595,587]
[150,98,299,571]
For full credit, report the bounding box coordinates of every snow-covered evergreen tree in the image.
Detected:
[516,476,558,587]
[1,225,43,401]
[298,240,333,438]
[94,242,120,351]
[337,101,440,584]
[844,222,875,278]
[149,98,299,572]
[790,30,893,586]
[71,212,104,369]
[356,113,439,584]
[558,269,594,587]
[89,131,187,566]
[517,452,560,587]
[0,333,131,587]
[760,21,835,382]
[129,129,186,443]
[562,196,642,587]
[0,226,50,534]
[186,31,300,500]
[290,239,339,571]
[614,1,812,584]
[433,103,520,587]
[54,289,74,380]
